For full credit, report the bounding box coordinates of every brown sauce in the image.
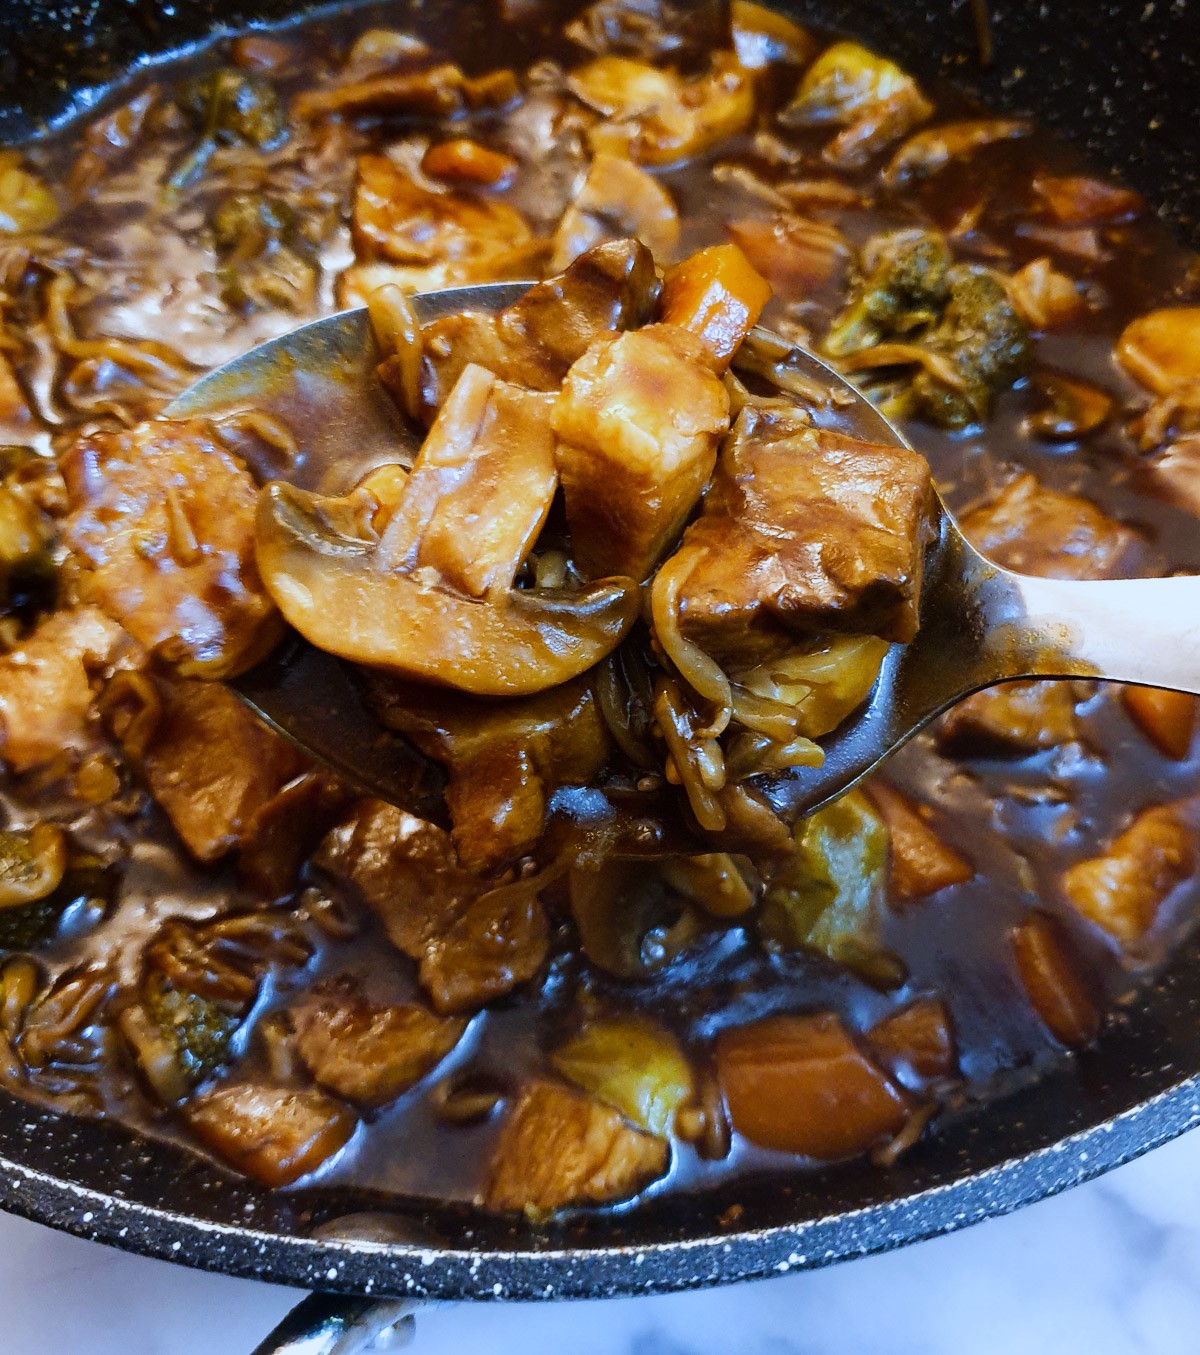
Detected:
[1,0,1199,1215]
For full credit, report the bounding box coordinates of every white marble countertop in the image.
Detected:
[5,1126,1200,1355]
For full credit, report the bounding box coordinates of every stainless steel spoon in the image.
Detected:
[165,281,1200,825]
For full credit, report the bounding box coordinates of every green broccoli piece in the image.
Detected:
[758,789,905,988]
[177,68,288,149]
[913,264,1032,429]
[170,68,288,191]
[0,896,62,950]
[0,857,116,952]
[825,229,952,357]
[142,971,241,1089]
[209,192,316,313]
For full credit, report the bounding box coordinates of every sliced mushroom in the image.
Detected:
[255,481,638,697]
[1024,369,1113,442]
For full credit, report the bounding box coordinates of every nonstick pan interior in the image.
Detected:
[0,0,1198,1302]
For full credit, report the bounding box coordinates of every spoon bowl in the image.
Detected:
[166,284,1200,823]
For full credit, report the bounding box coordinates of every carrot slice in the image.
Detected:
[660,243,772,372]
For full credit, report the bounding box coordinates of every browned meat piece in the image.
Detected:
[551,153,680,271]
[0,607,132,772]
[317,800,549,1013]
[552,323,730,580]
[314,800,478,958]
[1061,803,1194,946]
[959,472,1146,580]
[865,998,957,1091]
[131,677,306,862]
[937,680,1080,753]
[483,1079,668,1213]
[294,62,468,119]
[372,674,609,873]
[571,54,754,167]
[418,874,550,1015]
[292,979,466,1107]
[238,772,349,899]
[378,365,558,598]
[866,781,973,900]
[186,1081,356,1187]
[416,239,660,413]
[565,0,731,66]
[1011,912,1100,1047]
[347,153,540,297]
[671,406,934,662]
[62,418,279,677]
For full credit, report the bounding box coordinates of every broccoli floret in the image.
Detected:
[178,68,287,149]
[0,852,116,952]
[170,68,288,191]
[758,789,905,988]
[211,191,294,253]
[913,264,1032,429]
[143,971,240,1088]
[825,229,952,357]
[209,192,316,313]
[0,896,62,950]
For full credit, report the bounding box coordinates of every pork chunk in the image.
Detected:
[418,875,550,1015]
[369,673,609,873]
[552,323,730,580]
[417,238,660,411]
[0,607,131,772]
[379,365,558,597]
[483,1079,668,1213]
[292,979,466,1107]
[673,405,934,661]
[316,801,549,1013]
[133,677,306,862]
[187,1081,356,1187]
[959,472,1146,580]
[1061,803,1194,946]
[937,679,1080,753]
[314,800,478,957]
[63,417,278,676]
[349,153,539,296]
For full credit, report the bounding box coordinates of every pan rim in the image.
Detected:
[2,1067,1199,1301]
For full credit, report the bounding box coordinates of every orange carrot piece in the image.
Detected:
[716,1011,908,1159]
[1122,685,1198,759]
[1011,912,1099,1049]
[660,243,772,372]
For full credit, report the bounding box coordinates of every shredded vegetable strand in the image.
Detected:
[45,274,194,390]
[651,549,733,740]
[654,676,727,832]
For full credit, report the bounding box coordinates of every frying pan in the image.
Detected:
[2,1,1200,1349]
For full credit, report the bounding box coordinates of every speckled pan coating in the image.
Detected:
[0,0,1198,1304]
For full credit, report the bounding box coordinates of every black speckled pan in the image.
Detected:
[1,0,1199,1333]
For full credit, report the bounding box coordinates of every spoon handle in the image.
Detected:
[989,570,1200,694]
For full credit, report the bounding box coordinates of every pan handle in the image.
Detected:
[250,1293,421,1354]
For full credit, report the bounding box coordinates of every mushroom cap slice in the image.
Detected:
[256,481,638,698]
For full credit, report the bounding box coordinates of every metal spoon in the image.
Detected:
[165,282,1200,824]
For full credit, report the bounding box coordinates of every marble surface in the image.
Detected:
[5,1128,1200,1354]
